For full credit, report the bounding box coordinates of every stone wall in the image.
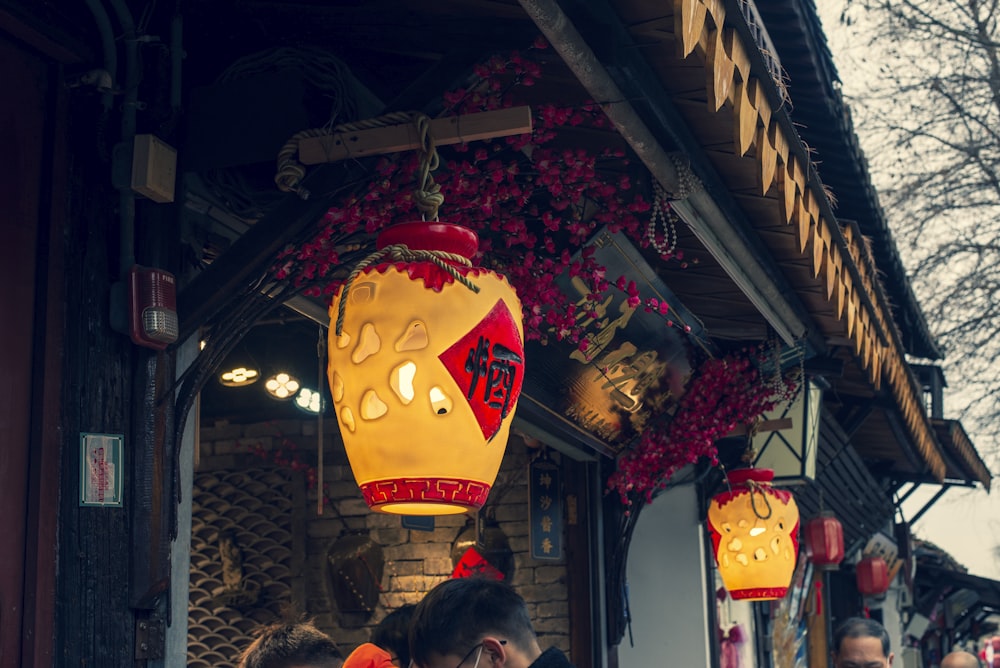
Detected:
[197,417,572,660]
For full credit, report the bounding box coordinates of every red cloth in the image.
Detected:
[344,643,396,668]
[450,547,504,580]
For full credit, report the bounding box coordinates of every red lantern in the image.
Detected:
[707,468,800,601]
[804,513,845,569]
[856,555,890,596]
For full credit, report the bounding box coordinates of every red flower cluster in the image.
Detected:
[272,42,682,349]
[268,44,791,508]
[608,348,798,506]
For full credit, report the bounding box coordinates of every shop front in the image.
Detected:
[0,0,994,666]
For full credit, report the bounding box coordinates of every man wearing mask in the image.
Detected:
[409,577,574,668]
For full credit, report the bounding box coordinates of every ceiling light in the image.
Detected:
[294,387,324,414]
[218,366,259,387]
[265,372,300,399]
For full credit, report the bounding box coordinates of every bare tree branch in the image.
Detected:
[836,0,1000,462]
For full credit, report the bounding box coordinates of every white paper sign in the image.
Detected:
[80,433,123,507]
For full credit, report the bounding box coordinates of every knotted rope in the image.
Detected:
[282,109,477,333]
[334,244,480,336]
[746,479,774,520]
[410,113,444,221]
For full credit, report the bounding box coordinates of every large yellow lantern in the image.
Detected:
[707,468,800,600]
[327,222,524,515]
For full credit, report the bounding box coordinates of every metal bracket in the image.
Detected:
[135,613,166,660]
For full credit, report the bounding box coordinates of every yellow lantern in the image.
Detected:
[327,222,524,515]
[707,467,800,600]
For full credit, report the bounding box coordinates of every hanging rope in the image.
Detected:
[410,113,444,220]
[746,480,774,520]
[317,324,326,516]
[333,244,480,335]
[645,181,678,257]
[212,46,362,218]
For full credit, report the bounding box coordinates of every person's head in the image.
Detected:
[373,604,416,667]
[832,617,893,668]
[237,619,344,668]
[409,578,541,668]
[941,650,982,668]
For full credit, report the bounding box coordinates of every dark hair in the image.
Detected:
[409,578,536,666]
[833,617,891,658]
[238,620,344,668]
[373,604,416,667]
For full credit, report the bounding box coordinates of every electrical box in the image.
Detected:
[131,134,177,203]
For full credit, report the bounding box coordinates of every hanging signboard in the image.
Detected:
[79,432,124,507]
[401,515,436,532]
[521,229,700,453]
[863,531,902,583]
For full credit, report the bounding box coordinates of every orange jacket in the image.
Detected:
[343,643,396,668]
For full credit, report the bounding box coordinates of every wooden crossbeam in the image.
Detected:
[297,106,534,166]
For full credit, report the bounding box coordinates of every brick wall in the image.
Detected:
[198,418,572,659]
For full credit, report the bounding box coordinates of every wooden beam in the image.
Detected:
[176,162,367,341]
[297,106,533,165]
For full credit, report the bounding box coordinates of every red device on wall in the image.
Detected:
[128,265,179,350]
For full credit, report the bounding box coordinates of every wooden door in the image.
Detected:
[0,26,62,666]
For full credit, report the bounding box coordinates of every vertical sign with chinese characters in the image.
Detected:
[529,452,563,560]
[79,432,124,507]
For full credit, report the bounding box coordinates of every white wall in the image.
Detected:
[617,484,712,668]
[880,585,904,662]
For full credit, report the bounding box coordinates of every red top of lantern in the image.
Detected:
[726,467,775,486]
[712,468,795,508]
[377,222,479,259]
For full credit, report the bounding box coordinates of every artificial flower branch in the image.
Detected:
[270,40,797,506]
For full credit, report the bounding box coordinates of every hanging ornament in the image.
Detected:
[327,223,524,515]
[804,512,845,570]
[327,114,524,515]
[707,467,800,600]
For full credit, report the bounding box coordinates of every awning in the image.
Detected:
[915,565,1000,639]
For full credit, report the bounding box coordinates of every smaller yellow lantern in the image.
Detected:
[707,468,800,601]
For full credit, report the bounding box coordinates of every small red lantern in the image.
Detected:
[707,468,800,601]
[856,555,890,596]
[804,513,845,569]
